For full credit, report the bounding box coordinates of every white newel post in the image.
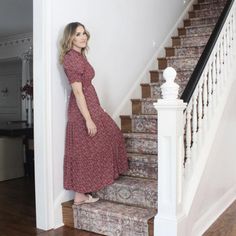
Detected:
[153,67,187,236]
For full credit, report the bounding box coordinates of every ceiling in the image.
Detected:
[0,0,33,38]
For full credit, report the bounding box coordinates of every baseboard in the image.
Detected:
[191,186,236,236]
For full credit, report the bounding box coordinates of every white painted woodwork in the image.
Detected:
[154,68,187,236]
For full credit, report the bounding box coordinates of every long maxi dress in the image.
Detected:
[63,49,128,193]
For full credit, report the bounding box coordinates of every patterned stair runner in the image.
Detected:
[71,0,227,235]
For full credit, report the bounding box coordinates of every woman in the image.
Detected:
[59,22,128,205]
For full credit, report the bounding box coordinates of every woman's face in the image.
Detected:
[72,25,87,52]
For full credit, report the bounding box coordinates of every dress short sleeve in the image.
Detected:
[63,51,85,84]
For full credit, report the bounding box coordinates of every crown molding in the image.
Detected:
[0,32,33,47]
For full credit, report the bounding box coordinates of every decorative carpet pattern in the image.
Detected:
[73,200,157,236]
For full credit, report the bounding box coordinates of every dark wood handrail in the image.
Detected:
[180,0,234,103]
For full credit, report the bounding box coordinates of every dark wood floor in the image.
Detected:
[0,177,101,236]
[203,200,236,236]
[0,177,236,236]
[0,177,43,236]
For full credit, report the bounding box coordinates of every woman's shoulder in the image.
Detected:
[64,49,81,62]
[63,49,84,69]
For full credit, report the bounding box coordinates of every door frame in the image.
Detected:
[33,0,54,230]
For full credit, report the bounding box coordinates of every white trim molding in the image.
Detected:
[0,32,33,47]
[34,0,54,230]
[192,187,236,236]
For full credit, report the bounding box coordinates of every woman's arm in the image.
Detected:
[71,82,97,137]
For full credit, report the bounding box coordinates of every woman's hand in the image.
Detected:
[86,119,97,137]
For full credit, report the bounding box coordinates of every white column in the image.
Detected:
[153,67,187,236]
[34,0,54,230]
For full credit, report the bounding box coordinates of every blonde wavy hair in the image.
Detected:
[59,22,90,64]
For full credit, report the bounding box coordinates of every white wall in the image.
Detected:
[53,0,191,116]
[186,80,236,236]
[34,0,191,229]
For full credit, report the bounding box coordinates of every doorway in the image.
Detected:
[0,0,35,234]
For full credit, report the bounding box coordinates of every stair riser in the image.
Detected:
[193,1,225,10]
[142,85,161,99]
[133,116,157,133]
[121,115,157,133]
[159,57,198,70]
[126,154,158,179]
[189,8,223,18]
[173,35,210,47]
[125,161,158,179]
[166,46,204,57]
[184,17,218,27]
[120,116,132,133]
[132,100,157,115]
[125,137,157,154]
[150,71,159,83]
[179,25,214,36]
[95,180,157,208]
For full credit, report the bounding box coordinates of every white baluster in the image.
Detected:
[197,81,203,146]
[184,102,192,177]
[230,14,233,46]
[191,92,198,163]
[216,45,221,100]
[192,93,198,141]
[226,22,230,77]
[223,33,227,86]
[219,39,224,90]
[234,8,236,35]
[234,8,236,36]
[233,11,236,62]
[207,62,213,120]
[232,13,235,42]
[203,71,208,128]
[229,16,233,68]
[233,12,236,62]
[212,53,217,108]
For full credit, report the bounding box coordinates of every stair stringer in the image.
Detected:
[112,0,196,126]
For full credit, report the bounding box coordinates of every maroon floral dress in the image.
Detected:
[63,49,128,193]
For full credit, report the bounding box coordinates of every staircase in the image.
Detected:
[62,0,227,235]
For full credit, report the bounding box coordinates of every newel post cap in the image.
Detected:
[161,67,179,99]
